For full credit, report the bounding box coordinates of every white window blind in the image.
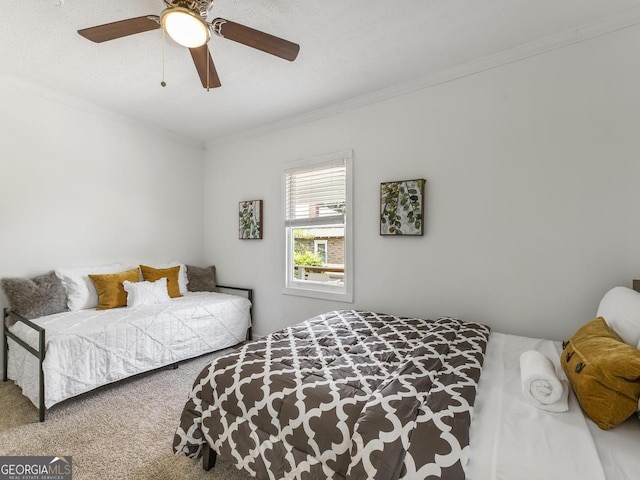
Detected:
[285,161,346,228]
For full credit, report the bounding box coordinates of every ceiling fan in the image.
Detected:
[77,0,300,89]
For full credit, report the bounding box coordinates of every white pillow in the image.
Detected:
[145,262,188,295]
[55,263,130,311]
[596,286,640,348]
[123,278,171,307]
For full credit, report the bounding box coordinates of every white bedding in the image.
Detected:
[7,292,251,408]
[466,332,640,480]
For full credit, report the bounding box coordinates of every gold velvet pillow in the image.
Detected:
[561,317,640,429]
[88,268,140,310]
[139,265,182,298]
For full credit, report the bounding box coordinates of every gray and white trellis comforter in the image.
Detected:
[174,310,490,479]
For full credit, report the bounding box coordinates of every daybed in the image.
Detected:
[173,282,640,479]
[2,263,252,422]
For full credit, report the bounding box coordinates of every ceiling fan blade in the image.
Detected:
[78,16,160,43]
[189,45,222,89]
[213,19,300,61]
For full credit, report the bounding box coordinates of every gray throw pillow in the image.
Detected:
[186,265,217,292]
[1,271,68,325]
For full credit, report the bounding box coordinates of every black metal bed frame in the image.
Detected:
[217,285,253,341]
[3,308,46,421]
[2,285,253,423]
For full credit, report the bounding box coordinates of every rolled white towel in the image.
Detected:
[520,350,569,413]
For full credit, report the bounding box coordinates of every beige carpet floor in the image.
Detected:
[0,351,253,480]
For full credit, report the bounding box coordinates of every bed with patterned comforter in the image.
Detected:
[174,310,490,479]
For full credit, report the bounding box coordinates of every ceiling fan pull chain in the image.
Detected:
[206,43,210,91]
[161,28,167,87]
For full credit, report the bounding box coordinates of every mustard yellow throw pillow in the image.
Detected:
[561,317,640,429]
[88,268,140,310]
[140,265,182,298]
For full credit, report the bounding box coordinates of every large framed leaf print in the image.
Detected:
[380,179,425,236]
[239,200,263,239]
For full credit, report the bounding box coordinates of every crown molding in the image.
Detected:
[0,73,205,150]
[212,6,640,146]
[4,4,640,151]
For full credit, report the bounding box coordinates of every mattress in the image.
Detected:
[7,291,251,408]
[466,332,640,480]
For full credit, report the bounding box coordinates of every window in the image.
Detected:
[283,150,353,302]
[314,240,328,264]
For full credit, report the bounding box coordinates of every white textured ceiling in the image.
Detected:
[2,0,640,144]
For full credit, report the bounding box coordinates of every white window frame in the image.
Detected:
[282,150,353,302]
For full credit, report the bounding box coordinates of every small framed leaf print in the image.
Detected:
[239,200,263,239]
[380,179,425,236]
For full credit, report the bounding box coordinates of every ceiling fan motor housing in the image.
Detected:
[163,0,211,18]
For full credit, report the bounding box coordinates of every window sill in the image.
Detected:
[282,286,353,303]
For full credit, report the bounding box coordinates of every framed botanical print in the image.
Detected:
[380,179,425,236]
[239,200,263,239]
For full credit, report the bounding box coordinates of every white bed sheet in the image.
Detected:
[7,292,251,408]
[466,332,640,480]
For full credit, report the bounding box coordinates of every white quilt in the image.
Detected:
[7,292,251,408]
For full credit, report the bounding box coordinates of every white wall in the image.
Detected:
[203,23,640,342]
[0,83,205,372]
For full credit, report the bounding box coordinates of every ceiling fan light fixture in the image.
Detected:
[161,7,210,48]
